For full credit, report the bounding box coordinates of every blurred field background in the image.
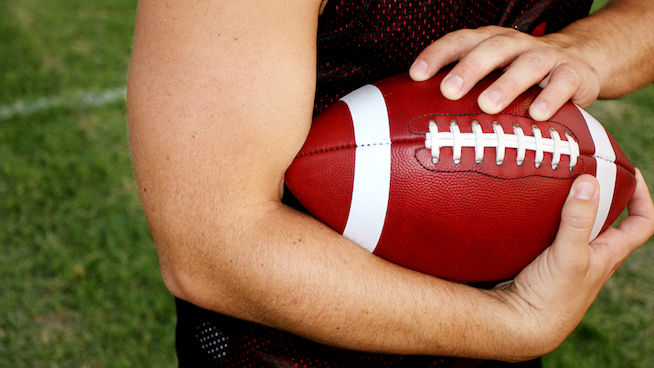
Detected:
[0,0,651,367]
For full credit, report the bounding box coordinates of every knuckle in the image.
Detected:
[483,35,512,55]
[519,51,548,73]
[572,77,600,108]
[540,65,583,103]
[552,64,581,89]
[475,25,498,38]
[562,212,596,231]
[572,88,599,109]
[458,57,484,76]
[496,74,522,96]
[477,24,510,37]
[442,29,473,49]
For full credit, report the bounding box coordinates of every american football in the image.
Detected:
[285,70,637,283]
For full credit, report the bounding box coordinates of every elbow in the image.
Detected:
[152,233,251,320]
[139,188,280,319]
[158,256,256,323]
[158,256,190,301]
[148,226,209,303]
[157,250,222,310]
[152,236,203,304]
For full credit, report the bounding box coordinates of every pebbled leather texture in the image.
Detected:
[286,69,636,283]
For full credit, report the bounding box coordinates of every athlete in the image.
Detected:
[127,0,654,366]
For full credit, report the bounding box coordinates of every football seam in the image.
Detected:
[593,153,633,174]
[295,141,393,158]
[592,154,619,166]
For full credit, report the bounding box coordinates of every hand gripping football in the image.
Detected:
[285,70,636,283]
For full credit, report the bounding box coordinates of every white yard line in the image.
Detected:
[0,87,127,120]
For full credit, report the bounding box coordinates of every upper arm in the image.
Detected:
[126,0,322,293]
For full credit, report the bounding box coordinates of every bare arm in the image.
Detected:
[573,0,654,97]
[127,0,654,361]
[410,0,654,120]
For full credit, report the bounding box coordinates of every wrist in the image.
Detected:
[479,287,564,361]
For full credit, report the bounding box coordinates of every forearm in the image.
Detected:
[554,0,654,98]
[156,197,536,360]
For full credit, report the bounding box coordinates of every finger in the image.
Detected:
[529,62,598,121]
[550,175,600,275]
[477,48,557,115]
[609,168,654,246]
[583,169,654,279]
[439,30,535,101]
[409,27,500,82]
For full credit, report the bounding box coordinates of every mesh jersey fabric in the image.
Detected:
[314,0,592,113]
[176,0,593,367]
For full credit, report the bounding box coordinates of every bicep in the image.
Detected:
[127,0,320,225]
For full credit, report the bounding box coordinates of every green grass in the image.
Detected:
[0,0,177,366]
[0,0,652,366]
[0,107,176,367]
[0,0,134,99]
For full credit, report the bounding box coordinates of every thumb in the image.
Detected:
[550,175,600,273]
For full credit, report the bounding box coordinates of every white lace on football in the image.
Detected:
[425,120,580,170]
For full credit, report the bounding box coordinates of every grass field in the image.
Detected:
[0,0,652,367]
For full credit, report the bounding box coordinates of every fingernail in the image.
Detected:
[573,181,596,200]
[445,75,464,95]
[485,90,502,107]
[531,102,549,121]
[411,60,429,77]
